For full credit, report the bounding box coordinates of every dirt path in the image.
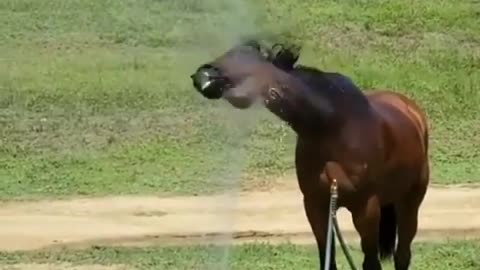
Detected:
[1,186,480,251]
[0,264,130,270]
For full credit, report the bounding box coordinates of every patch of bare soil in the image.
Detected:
[0,186,479,251]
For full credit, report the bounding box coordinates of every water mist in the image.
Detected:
[187,0,265,269]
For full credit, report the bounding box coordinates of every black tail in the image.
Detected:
[379,204,397,260]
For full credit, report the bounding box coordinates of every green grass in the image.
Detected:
[0,241,478,269]
[0,0,479,199]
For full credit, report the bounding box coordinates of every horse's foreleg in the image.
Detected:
[394,181,427,270]
[304,196,336,270]
[352,196,383,270]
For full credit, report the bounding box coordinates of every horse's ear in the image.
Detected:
[271,43,301,71]
[238,38,275,60]
[239,39,262,51]
[289,45,301,60]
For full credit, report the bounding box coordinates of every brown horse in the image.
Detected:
[190,40,429,270]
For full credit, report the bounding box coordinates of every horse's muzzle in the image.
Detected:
[190,65,229,100]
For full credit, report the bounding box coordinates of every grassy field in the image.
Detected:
[0,0,479,200]
[0,241,478,270]
[1,1,479,269]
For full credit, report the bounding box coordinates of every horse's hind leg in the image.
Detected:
[394,172,428,270]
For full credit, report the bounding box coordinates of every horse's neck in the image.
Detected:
[266,72,339,134]
[293,67,374,127]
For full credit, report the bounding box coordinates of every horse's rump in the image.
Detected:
[366,89,430,205]
[366,90,430,261]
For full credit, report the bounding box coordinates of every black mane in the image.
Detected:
[292,65,371,115]
[265,44,371,114]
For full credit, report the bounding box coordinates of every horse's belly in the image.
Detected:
[376,168,419,205]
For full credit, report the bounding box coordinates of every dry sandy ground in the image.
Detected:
[0,185,480,252]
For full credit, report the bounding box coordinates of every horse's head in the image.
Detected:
[190,40,302,109]
[190,40,343,133]
[190,40,273,109]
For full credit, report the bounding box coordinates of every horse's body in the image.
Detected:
[288,66,429,270]
[190,41,429,270]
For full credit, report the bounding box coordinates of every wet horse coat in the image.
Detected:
[190,41,429,270]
